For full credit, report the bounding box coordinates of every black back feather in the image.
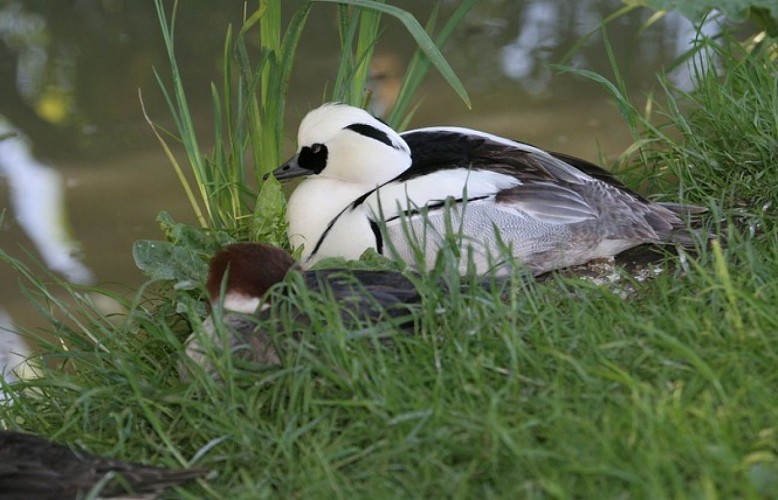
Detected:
[0,431,207,499]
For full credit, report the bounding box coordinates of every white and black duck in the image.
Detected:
[273,103,705,275]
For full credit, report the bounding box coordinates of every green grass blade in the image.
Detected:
[387,0,476,127]
[138,89,207,228]
[313,0,471,108]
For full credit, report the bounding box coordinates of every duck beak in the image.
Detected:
[267,153,309,181]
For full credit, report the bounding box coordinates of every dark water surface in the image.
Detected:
[0,1,715,332]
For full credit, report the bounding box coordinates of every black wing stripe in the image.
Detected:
[369,220,384,255]
[383,195,491,223]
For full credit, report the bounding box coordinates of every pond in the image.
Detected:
[0,0,719,332]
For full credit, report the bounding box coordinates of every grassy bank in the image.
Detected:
[2,4,778,499]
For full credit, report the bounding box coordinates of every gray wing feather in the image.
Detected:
[494,182,598,224]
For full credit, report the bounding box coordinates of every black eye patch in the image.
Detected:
[346,123,395,149]
[298,143,328,174]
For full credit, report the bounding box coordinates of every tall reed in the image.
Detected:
[147,0,473,252]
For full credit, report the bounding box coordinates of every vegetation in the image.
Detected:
[2,1,777,498]
[142,0,471,245]
[623,0,778,36]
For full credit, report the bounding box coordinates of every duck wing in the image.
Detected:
[396,128,689,229]
[303,269,421,324]
[0,431,207,498]
[400,127,593,185]
[547,150,640,195]
[361,128,604,226]
[400,128,652,192]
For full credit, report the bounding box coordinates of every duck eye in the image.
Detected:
[298,143,328,174]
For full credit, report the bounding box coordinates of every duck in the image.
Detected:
[0,430,208,498]
[272,102,706,276]
[182,243,421,375]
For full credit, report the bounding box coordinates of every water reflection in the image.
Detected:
[499,0,592,94]
[0,3,50,103]
[0,121,93,284]
[0,307,31,403]
[471,0,722,96]
[663,10,723,91]
[0,0,723,333]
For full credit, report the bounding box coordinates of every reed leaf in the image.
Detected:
[314,0,471,109]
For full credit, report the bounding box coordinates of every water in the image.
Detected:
[0,1,717,334]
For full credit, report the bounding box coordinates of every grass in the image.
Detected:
[2,4,778,500]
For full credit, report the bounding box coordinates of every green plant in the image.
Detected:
[623,0,778,37]
[559,28,777,213]
[146,0,471,234]
[138,0,474,285]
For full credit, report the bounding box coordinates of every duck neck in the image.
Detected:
[286,177,373,259]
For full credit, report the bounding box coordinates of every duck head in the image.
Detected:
[273,103,412,187]
[207,243,299,313]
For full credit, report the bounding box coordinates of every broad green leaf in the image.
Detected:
[251,178,288,247]
[133,212,234,286]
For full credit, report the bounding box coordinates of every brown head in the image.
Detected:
[206,243,299,313]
